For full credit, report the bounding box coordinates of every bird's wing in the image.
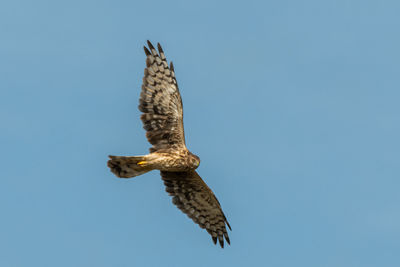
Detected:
[139,41,186,153]
[161,170,231,248]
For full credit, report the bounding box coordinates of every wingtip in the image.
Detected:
[224,231,231,245]
[226,220,232,231]
[170,61,174,71]
[157,42,164,54]
[147,40,155,50]
[144,46,151,56]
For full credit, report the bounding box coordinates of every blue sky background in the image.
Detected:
[1,0,399,266]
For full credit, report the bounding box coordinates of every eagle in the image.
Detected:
[107,41,231,248]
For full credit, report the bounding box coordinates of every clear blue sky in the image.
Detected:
[1,0,399,266]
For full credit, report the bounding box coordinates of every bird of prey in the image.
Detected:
[107,41,231,248]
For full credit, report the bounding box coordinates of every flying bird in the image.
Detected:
[107,41,231,248]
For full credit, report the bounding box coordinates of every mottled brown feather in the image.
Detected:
[161,170,231,248]
[139,41,185,153]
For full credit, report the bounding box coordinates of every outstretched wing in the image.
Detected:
[139,41,186,153]
[161,170,231,248]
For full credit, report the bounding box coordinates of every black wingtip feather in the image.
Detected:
[226,221,232,231]
[147,40,155,51]
[157,43,164,54]
[220,239,224,248]
[144,46,151,56]
[212,236,217,245]
[170,61,174,71]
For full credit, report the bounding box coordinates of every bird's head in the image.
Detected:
[191,154,200,169]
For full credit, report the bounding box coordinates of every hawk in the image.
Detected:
[107,41,231,248]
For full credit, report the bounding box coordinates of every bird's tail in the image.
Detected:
[107,155,153,178]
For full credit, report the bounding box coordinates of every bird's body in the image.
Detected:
[147,149,200,171]
[107,41,231,248]
[109,149,199,175]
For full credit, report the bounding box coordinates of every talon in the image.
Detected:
[137,161,147,166]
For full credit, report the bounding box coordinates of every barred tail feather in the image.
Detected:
[107,155,153,178]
